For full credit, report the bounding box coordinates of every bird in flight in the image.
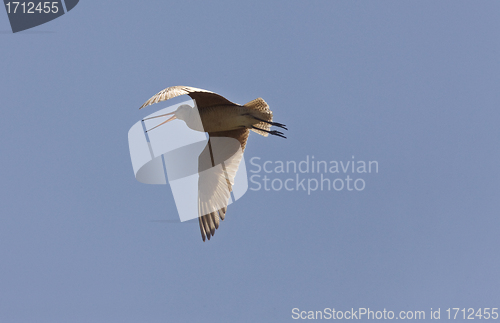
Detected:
[140,86,287,241]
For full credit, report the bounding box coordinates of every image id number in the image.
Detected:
[5,2,59,14]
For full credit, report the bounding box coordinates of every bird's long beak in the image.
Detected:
[142,112,177,132]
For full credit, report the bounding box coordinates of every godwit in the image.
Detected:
[140,86,287,241]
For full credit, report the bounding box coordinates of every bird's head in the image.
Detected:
[143,104,194,132]
[174,104,193,121]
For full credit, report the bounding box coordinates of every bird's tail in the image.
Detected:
[244,98,273,137]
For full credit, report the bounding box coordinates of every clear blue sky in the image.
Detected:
[1,1,499,322]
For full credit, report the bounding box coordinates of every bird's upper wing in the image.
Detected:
[139,85,237,110]
[197,128,249,241]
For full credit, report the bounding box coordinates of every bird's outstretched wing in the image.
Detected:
[139,85,237,110]
[197,128,249,241]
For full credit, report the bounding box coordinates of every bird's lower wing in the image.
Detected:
[139,85,237,110]
[197,128,249,241]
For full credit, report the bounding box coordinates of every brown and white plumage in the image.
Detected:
[140,86,287,241]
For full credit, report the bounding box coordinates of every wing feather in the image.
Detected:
[139,85,237,110]
[197,128,249,241]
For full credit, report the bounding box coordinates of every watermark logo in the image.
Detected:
[3,0,79,33]
[128,100,249,222]
[249,155,379,195]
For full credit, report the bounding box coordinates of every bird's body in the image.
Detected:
[174,105,260,133]
[140,86,287,241]
[196,105,261,132]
